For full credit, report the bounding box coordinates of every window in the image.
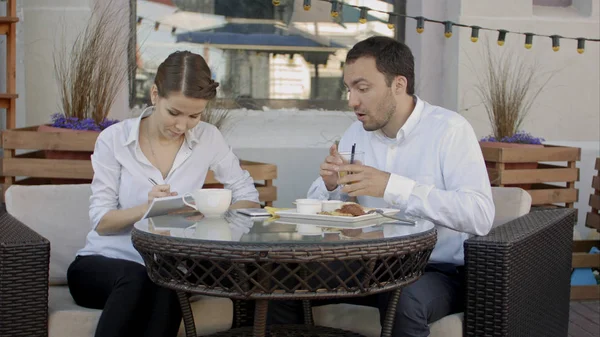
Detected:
[133,0,403,108]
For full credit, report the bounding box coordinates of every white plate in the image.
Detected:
[275,208,399,223]
[276,218,386,230]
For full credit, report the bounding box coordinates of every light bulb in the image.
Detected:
[359,7,368,24]
[551,35,560,52]
[387,14,395,30]
[444,21,453,38]
[497,30,507,46]
[525,33,533,49]
[577,38,585,54]
[303,0,311,11]
[470,26,480,42]
[330,1,341,18]
[416,16,424,34]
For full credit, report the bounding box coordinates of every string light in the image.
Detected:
[577,38,585,54]
[303,0,311,11]
[497,30,507,46]
[416,16,425,33]
[551,35,561,51]
[330,1,341,18]
[470,26,480,42]
[444,21,453,38]
[525,33,534,49]
[143,1,600,57]
[359,7,368,24]
[387,13,395,30]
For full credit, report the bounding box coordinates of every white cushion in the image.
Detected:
[314,304,380,337]
[49,286,99,337]
[5,184,93,285]
[49,286,233,337]
[429,312,463,337]
[491,187,532,228]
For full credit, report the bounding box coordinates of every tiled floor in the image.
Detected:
[570,301,600,337]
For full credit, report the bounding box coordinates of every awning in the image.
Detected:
[137,0,226,32]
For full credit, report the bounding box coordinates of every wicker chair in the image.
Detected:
[0,205,575,337]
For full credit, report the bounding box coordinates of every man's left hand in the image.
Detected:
[337,164,391,198]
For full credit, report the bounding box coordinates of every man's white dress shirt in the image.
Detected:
[77,109,259,265]
[308,96,495,266]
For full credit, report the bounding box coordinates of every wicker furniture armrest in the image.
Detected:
[0,209,50,337]
[464,208,576,337]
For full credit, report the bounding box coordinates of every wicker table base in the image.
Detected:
[132,219,437,337]
[203,324,366,337]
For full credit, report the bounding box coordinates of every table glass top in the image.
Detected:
[134,209,435,245]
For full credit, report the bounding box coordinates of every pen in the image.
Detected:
[148,178,158,186]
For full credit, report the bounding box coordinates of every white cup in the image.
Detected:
[321,200,343,212]
[183,217,233,241]
[296,224,322,235]
[195,217,233,241]
[295,199,322,214]
[182,188,232,218]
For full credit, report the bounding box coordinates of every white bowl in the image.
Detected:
[295,198,322,214]
[183,188,232,218]
[321,200,343,212]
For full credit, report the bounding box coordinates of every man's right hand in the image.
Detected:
[320,144,343,191]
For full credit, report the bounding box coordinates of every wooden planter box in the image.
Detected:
[480,144,581,208]
[570,157,600,301]
[571,239,600,300]
[586,158,600,233]
[0,125,277,206]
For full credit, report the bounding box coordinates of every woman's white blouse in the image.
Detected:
[77,109,259,265]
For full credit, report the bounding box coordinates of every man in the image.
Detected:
[268,36,495,336]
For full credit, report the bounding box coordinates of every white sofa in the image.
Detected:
[4,184,233,337]
[4,184,532,337]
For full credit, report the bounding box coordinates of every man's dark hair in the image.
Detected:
[346,36,415,95]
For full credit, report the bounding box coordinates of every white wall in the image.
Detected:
[405,0,600,142]
[18,0,130,128]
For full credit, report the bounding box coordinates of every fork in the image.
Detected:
[367,209,417,225]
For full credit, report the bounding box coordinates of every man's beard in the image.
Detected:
[362,90,396,132]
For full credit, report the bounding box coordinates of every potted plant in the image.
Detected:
[42,0,131,160]
[474,43,552,148]
[471,42,556,188]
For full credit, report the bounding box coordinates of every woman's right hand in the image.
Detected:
[148,184,177,204]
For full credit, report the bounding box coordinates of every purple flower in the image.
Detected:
[50,113,119,131]
[481,130,545,145]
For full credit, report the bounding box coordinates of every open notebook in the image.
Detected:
[141,195,194,219]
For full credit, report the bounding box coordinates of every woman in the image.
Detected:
[67,51,260,337]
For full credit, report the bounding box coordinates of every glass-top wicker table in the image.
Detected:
[131,210,437,337]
